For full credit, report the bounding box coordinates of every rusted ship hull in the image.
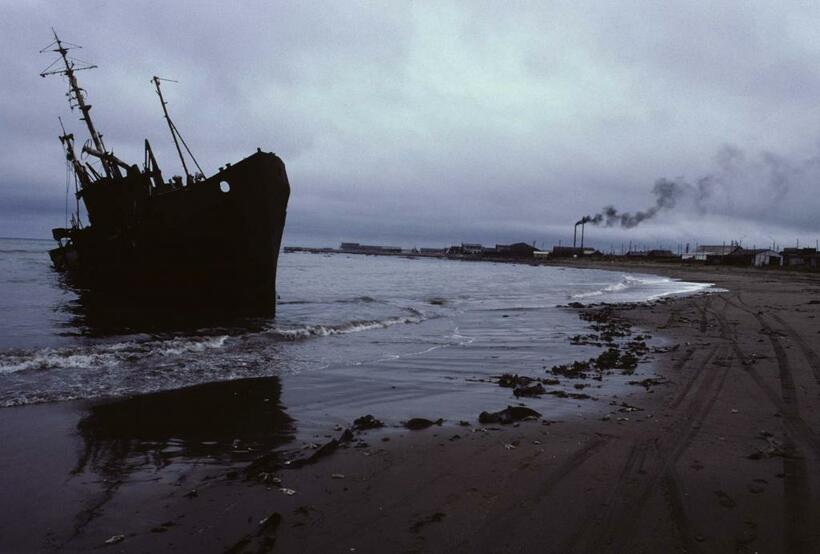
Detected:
[50,150,290,304]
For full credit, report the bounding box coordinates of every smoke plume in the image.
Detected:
[577,178,688,228]
[577,144,815,229]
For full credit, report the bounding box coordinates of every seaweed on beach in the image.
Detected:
[549,304,654,379]
[550,360,594,379]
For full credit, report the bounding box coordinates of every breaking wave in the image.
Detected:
[270,312,425,340]
[570,275,711,301]
[0,335,229,375]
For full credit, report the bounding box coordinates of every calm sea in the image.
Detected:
[0,238,713,429]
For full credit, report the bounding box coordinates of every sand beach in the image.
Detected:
[2,264,819,552]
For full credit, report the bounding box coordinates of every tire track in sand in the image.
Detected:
[713,296,817,553]
[566,333,731,553]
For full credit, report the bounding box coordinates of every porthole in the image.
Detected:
[219,181,231,193]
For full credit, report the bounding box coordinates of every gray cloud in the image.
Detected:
[2,2,820,249]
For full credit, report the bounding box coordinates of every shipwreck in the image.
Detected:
[40,31,290,306]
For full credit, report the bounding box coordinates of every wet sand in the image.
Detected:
[3,265,820,552]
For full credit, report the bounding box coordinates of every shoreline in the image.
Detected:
[2,268,820,551]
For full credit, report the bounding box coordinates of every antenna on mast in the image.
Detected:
[152,76,203,183]
[40,29,119,179]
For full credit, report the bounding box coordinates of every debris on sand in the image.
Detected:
[286,438,340,468]
[259,512,282,531]
[403,418,444,430]
[628,377,668,390]
[652,344,680,354]
[747,431,786,459]
[611,401,643,413]
[104,535,125,545]
[547,390,592,400]
[225,512,282,553]
[410,512,447,533]
[496,373,560,396]
[479,406,541,424]
[550,360,593,379]
[497,373,535,388]
[514,383,546,397]
[258,472,281,484]
[285,423,361,469]
[352,415,385,431]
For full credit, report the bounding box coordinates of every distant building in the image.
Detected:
[781,247,820,268]
[339,242,402,254]
[461,243,485,256]
[647,249,676,258]
[551,246,584,258]
[494,242,537,258]
[682,244,737,263]
[419,247,446,256]
[725,248,781,267]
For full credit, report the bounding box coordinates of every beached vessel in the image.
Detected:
[41,31,290,305]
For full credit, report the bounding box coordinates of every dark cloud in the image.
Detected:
[2,2,820,249]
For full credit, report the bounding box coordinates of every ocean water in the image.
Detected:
[0,238,714,428]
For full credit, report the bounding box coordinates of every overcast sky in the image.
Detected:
[2,1,820,250]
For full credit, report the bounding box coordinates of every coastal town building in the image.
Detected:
[419,247,446,256]
[494,242,537,258]
[781,247,820,268]
[682,244,737,263]
[460,243,485,256]
[339,243,402,254]
[724,248,781,267]
[551,246,584,257]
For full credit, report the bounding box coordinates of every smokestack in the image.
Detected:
[573,224,577,248]
[581,222,585,251]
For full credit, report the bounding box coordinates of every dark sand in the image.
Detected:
[3,264,820,552]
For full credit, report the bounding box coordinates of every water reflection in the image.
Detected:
[57,278,278,337]
[74,376,294,478]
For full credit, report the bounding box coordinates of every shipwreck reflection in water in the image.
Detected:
[74,376,294,478]
[55,272,278,338]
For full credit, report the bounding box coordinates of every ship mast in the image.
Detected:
[152,76,203,183]
[58,117,83,227]
[40,29,118,179]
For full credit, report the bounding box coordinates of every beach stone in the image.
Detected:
[352,415,384,431]
[404,417,443,430]
[478,406,541,425]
